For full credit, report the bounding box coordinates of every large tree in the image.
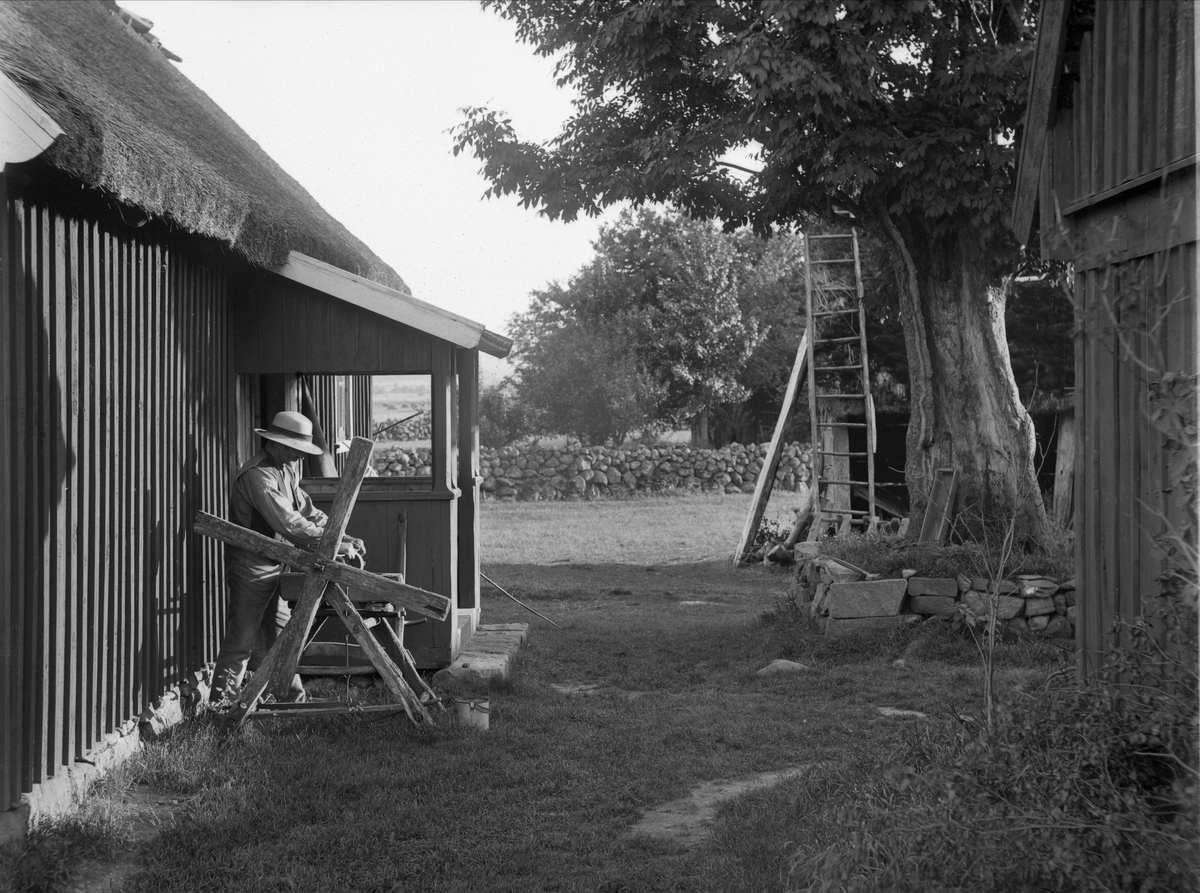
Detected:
[454,0,1050,543]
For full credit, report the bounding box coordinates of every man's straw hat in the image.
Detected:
[255,411,323,456]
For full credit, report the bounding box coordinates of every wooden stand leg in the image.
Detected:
[323,584,431,723]
[265,573,331,698]
[223,578,325,727]
[374,618,442,709]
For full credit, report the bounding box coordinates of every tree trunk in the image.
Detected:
[691,407,712,448]
[881,216,1050,548]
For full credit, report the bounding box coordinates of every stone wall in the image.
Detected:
[796,553,1076,640]
[371,442,814,500]
[375,414,431,442]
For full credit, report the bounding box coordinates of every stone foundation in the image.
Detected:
[0,669,211,849]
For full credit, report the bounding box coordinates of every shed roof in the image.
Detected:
[278,253,513,358]
[0,0,408,289]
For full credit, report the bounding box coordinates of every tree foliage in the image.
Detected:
[455,0,1052,540]
[507,291,669,444]
[508,208,816,444]
[453,0,1030,254]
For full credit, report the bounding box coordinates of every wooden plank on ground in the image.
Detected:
[733,327,810,565]
[917,468,958,544]
[1053,409,1076,528]
[853,484,904,519]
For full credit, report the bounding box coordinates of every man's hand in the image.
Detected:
[337,536,366,560]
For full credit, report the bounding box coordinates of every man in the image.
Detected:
[210,410,365,704]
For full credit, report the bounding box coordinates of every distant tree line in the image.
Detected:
[485,208,810,447]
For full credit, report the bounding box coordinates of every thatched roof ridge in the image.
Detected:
[0,0,409,292]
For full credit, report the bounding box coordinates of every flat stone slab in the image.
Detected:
[631,767,816,849]
[431,623,528,686]
[963,592,1024,620]
[826,615,912,637]
[909,595,956,616]
[1023,596,1057,616]
[755,659,810,676]
[548,682,647,700]
[877,706,928,719]
[827,579,908,619]
[549,683,605,696]
[906,577,958,598]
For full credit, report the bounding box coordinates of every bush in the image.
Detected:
[479,383,531,449]
[789,600,1199,892]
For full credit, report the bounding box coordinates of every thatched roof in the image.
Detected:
[0,0,409,292]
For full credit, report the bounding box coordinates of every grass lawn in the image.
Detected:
[2,493,1067,893]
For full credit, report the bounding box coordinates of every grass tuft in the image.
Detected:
[817,532,1073,580]
[0,806,124,893]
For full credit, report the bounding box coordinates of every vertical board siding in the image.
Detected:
[1052,1,1198,675]
[1076,242,1197,673]
[232,274,436,374]
[1055,1,1195,207]
[1,193,233,809]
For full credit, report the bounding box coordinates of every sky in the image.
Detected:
[120,0,622,379]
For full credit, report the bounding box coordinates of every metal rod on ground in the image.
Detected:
[480,572,563,629]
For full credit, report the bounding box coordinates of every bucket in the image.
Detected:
[454,698,490,731]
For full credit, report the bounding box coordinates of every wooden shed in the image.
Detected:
[1012,0,1196,674]
[0,0,510,825]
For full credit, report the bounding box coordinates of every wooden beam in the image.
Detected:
[917,469,959,544]
[322,584,429,723]
[457,348,481,614]
[822,422,851,511]
[1053,409,1076,528]
[733,327,810,565]
[194,513,450,620]
[1012,0,1072,245]
[275,252,512,358]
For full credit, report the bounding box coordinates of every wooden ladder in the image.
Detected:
[804,229,877,539]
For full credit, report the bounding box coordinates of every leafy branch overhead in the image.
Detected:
[453,0,1030,256]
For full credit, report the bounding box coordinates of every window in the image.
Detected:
[370,374,432,478]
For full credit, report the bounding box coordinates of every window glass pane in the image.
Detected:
[372,374,432,477]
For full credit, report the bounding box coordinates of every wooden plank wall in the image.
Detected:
[234,273,437,375]
[1075,242,1196,673]
[1054,0,1197,674]
[1049,0,1195,211]
[1,192,233,809]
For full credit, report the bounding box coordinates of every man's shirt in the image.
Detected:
[226,449,328,585]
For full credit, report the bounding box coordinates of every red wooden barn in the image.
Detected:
[0,0,510,832]
[1013,0,1196,673]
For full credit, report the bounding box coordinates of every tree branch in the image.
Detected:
[716,160,762,176]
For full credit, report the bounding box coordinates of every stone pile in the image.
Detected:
[373,445,433,477]
[795,555,1076,640]
[372,441,814,499]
